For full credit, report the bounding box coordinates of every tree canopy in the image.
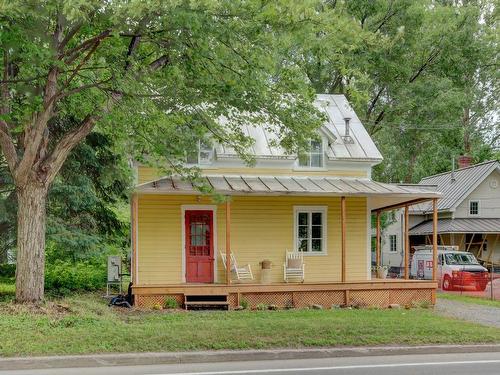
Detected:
[0,0,498,302]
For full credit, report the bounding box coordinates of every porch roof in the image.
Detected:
[135,175,440,210]
[409,218,500,235]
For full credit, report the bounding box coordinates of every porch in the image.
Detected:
[131,175,441,308]
[132,279,437,309]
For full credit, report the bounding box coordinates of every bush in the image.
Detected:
[0,264,15,278]
[164,297,179,309]
[240,299,249,310]
[45,260,106,295]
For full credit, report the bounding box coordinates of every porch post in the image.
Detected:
[432,198,438,281]
[376,211,381,269]
[341,196,346,282]
[225,198,231,285]
[131,193,138,285]
[404,205,409,280]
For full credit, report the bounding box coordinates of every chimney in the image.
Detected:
[343,117,354,144]
[458,155,473,169]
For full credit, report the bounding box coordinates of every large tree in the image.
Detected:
[0,127,130,264]
[297,0,499,182]
[0,0,322,302]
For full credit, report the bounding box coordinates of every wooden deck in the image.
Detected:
[133,279,437,309]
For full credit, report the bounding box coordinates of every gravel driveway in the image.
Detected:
[435,298,500,328]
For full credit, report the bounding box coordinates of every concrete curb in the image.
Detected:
[1,344,499,370]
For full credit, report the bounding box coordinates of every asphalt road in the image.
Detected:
[2,352,500,375]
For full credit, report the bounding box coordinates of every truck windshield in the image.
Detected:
[444,253,479,265]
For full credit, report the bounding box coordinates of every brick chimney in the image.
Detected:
[457,155,473,169]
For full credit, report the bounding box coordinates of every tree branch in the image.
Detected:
[58,21,83,55]
[0,120,17,173]
[57,77,113,100]
[64,30,112,65]
[42,114,98,184]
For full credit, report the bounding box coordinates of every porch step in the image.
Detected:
[184,294,229,310]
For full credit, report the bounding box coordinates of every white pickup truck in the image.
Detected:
[410,245,489,291]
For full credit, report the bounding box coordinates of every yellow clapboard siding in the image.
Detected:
[136,166,368,184]
[137,195,368,284]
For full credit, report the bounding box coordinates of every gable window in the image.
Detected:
[186,140,214,165]
[294,206,327,254]
[298,139,324,168]
[469,200,479,216]
[389,235,397,252]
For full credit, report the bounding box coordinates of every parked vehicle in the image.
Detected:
[410,246,489,291]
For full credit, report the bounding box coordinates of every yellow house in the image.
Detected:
[131,94,440,309]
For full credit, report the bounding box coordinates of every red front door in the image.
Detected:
[185,210,214,283]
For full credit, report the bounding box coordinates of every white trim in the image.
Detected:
[468,200,480,216]
[366,197,372,279]
[293,205,328,256]
[181,205,218,283]
[134,195,139,284]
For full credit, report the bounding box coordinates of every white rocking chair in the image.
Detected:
[284,251,305,282]
[220,251,254,281]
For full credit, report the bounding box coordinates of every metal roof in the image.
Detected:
[216,94,383,162]
[136,175,440,199]
[411,160,500,213]
[409,218,500,235]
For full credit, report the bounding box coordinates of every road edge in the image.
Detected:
[1,344,500,370]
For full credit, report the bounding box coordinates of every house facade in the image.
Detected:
[381,160,500,275]
[131,94,439,309]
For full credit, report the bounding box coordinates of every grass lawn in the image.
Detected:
[438,293,500,308]
[0,293,499,357]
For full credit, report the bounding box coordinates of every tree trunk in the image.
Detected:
[15,182,47,303]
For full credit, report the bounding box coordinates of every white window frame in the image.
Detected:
[469,200,480,216]
[389,234,397,253]
[297,139,325,169]
[186,140,214,165]
[293,206,327,255]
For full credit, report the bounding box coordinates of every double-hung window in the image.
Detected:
[294,206,327,254]
[469,200,479,216]
[298,139,324,168]
[186,140,214,165]
[389,235,397,252]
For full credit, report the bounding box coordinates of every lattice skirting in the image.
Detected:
[135,294,184,308]
[135,288,433,309]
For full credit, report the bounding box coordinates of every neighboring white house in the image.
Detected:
[380,160,500,272]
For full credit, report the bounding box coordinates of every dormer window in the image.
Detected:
[298,139,324,168]
[186,140,214,165]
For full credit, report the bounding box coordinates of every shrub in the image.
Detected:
[164,297,179,309]
[240,299,249,310]
[256,303,267,311]
[45,260,106,295]
[0,264,15,278]
[152,303,163,310]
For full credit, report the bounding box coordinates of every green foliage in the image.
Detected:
[164,298,179,309]
[0,129,130,263]
[297,0,499,182]
[240,299,249,310]
[256,303,268,311]
[0,264,15,278]
[44,260,106,296]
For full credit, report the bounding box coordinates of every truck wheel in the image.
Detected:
[476,283,487,292]
[443,276,452,291]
